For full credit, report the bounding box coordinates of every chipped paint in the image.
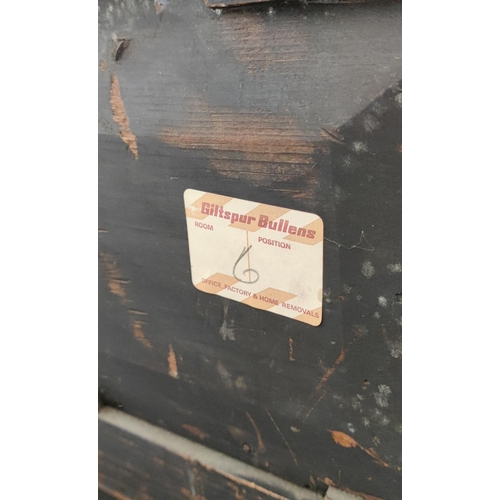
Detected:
[110,74,139,159]
[288,338,295,361]
[168,344,179,378]
[330,431,389,468]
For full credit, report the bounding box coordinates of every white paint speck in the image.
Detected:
[347,423,356,434]
[362,417,370,427]
[388,340,402,358]
[352,141,368,153]
[374,311,381,319]
[371,101,388,116]
[268,6,276,15]
[387,263,402,273]
[395,92,402,107]
[378,296,388,307]
[363,114,380,133]
[374,385,391,408]
[353,324,368,337]
[342,284,352,294]
[215,8,221,15]
[361,261,375,278]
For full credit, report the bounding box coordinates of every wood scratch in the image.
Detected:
[128,309,148,316]
[110,74,139,159]
[288,338,295,361]
[330,430,390,468]
[245,412,265,454]
[168,344,179,378]
[314,349,347,393]
[302,390,326,422]
[133,321,152,349]
[182,424,207,440]
[265,409,299,468]
[99,251,130,304]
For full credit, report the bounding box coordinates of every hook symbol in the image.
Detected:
[232,245,259,284]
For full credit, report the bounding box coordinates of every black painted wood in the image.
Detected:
[99,1,401,499]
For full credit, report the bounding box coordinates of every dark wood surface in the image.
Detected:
[99,1,401,498]
[99,407,324,500]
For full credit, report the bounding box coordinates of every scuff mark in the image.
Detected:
[133,321,152,349]
[219,300,235,341]
[216,361,233,389]
[325,231,374,252]
[100,251,130,304]
[168,344,179,378]
[245,412,266,454]
[330,430,389,468]
[288,338,295,361]
[182,423,207,440]
[235,376,247,392]
[110,74,139,159]
[265,409,299,468]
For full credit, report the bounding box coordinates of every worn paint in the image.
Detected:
[183,424,208,440]
[110,74,139,159]
[133,321,152,349]
[159,98,322,190]
[100,251,130,304]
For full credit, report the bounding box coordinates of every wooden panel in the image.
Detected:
[99,1,401,499]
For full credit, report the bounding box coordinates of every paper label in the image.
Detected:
[184,189,323,326]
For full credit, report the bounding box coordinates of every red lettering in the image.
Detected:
[258,214,269,228]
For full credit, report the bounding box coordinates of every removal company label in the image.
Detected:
[184,189,324,326]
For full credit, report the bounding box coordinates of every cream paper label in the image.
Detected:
[184,189,323,326]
